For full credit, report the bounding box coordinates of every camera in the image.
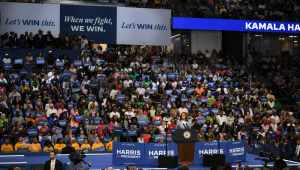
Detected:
[71,151,88,165]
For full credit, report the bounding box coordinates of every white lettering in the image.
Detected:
[259,23,266,30]
[295,24,300,31]
[267,23,273,30]
[274,24,279,30]
[279,24,285,31]
[252,23,258,29]
[288,24,294,31]
[245,22,252,29]
[80,26,84,31]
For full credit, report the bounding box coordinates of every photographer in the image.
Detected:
[68,152,91,170]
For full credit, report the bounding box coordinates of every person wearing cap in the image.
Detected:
[44,30,54,49]
[2,54,11,65]
[61,141,76,154]
[70,137,80,150]
[34,29,45,49]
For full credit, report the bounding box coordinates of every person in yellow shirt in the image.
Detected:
[14,136,28,151]
[71,137,80,150]
[43,141,54,152]
[19,81,30,93]
[106,136,117,151]
[1,139,13,152]
[80,138,91,150]
[92,137,104,151]
[29,137,41,152]
[54,138,66,151]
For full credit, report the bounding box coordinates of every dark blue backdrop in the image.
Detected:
[60,5,117,44]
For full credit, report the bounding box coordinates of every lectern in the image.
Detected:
[173,129,197,165]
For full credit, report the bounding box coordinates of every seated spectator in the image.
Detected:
[12,121,25,136]
[52,128,64,146]
[39,122,51,141]
[43,141,54,152]
[80,138,91,150]
[14,136,28,151]
[29,137,41,152]
[92,137,104,151]
[54,138,66,151]
[106,136,117,151]
[1,138,13,152]
[12,112,25,126]
[71,137,80,150]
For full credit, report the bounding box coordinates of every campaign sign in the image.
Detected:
[167,73,175,80]
[63,71,72,78]
[35,112,41,117]
[88,95,96,102]
[197,119,206,124]
[234,110,240,116]
[4,64,12,70]
[138,119,147,126]
[90,82,99,88]
[75,114,83,121]
[83,62,92,67]
[113,127,123,134]
[25,111,34,117]
[223,140,246,163]
[128,129,137,136]
[98,75,106,81]
[38,119,48,126]
[23,136,29,143]
[94,118,101,125]
[17,148,28,152]
[194,142,220,164]
[144,143,178,165]
[201,110,209,117]
[91,136,99,143]
[103,136,113,143]
[166,90,172,95]
[27,128,38,136]
[68,102,76,109]
[117,94,125,101]
[211,108,220,115]
[154,134,165,141]
[261,97,268,102]
[186,88,194,94]
[113,142,145,165]
[14,59,23,64]
[94,146,105,151]
[77,137,85,144]
[20,69,28,75]
[74,60,82,66]
[154,120,162,125]
[59,120,67,127]
[52,126,63,133]
[67,126,76,133]
[56,61,64,66]
[36,58,45,64]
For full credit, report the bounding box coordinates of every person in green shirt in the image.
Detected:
[208,95,216,106]
[129,70,139,81]
[0,114,8,126]
[143,77,151,88]
[274,98,282,110]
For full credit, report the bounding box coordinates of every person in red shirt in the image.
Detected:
[143,129,152,143]
[212,97,222,108]
[168,119,177,132]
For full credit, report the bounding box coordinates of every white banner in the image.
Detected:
[0,2,60,37]
[116,7,171,46]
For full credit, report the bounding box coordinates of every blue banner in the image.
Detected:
[4,64,12,70]
[223,140,247,163]
[67,126,76,133]
[52,126,63,133]
[211,108,220,115]
[197,119,206,124]
[194,142,220,164]
[35,112,41,117]
[94,146,105,151]
[113,142,145,165]
[20,69,28,76]
[74,60,82,66]
[128,129,137,136]
[144,143,178,166]
[36,58,45,64]
[173,17,300,33]
[90,82,99,88]
[38,119,48,126]
[75,114,83,121]
[60,5,117,44]
[56,61,64,66]
[167,73,175,80]
[9,74,18,79]
[14,59,23,64]
[103,136,112,143]
[113,127,123,134]
[27,128,38,136]
[117,94,125,101]
[154,120,161,125]
[97,75,106,81]
[63,71,72,77]
[83,62,91,67]
[77,137,85,144]
[68,102,76,109]
[138,119,147,126]
[59,120,67,127]
[87,95,96,102]
[94,118,101,125]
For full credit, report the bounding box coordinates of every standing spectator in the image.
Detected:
[80,35,88,49]
[46,51,56,73]
[2,54,11,65]
[34,29,45,49]
[24,51,35,69]
[44,30,54,49]
[72,36,80,50]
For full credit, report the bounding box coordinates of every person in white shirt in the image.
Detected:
[124,107,135,118]
[216,111,227,125]
[119,51,126,62]
[123,76,132,89]
[47,68,56,81]
[110,86,118,99]
[271,112,280,124]
[46,104,57,118]
[2,54,11,64]
[157,70,167,82]
[178,103,189,115]
[130,59,140,69]
[80,35,88,49]
[136,83,146,95]
[80,76,90,89]
[110,106,120,120]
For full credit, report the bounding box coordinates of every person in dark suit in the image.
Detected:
[235,103,245,117]
[178,89,188,99]
[61,141,76,155]
[10,33,19,48]
[244,103,255,117]
[34,29,45,49]
[61,32,72,49]
[77,66,86,82]
[44,151,63,170]
[293,138,300,161]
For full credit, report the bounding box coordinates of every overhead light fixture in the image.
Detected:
[171,34,180,38]
[255,35,260,37]
[295,41,298,42]
[187,45,189,46]
[289,36,294,37]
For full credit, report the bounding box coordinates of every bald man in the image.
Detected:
[107,167,113,170]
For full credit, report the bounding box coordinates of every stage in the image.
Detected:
[0,153,300,170]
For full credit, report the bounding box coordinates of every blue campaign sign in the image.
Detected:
[171,128,176,134]
[196,76,202,80]
[113,142,145,165]
[176,89,181,94]
[103,136,113,143]
[166,90,172,95]
[154,134,165,141]
[173,17,300,33]
[202,110,209,117]
[63,71,72,78]
[91,136,99,143]
[35,112,41,117]
[90,82,99,88]
[20,69,28,76]
[74,60,82,66]
[201,98,209,103]
[223,140,247,163]
[92,57,99,62]
[167,73,175,80]
[38,119,48,126]
[182,82,189,87]
[94,146,105,151]
[67,126,76,133]
[144,143,178,165]
[113,127,123,134]
[253,126,260,132]
[181,98,188,102]
[52,126,63,133]
[27,128,38,136]
[68,102,76,109]
[234,110,240,116]
[261,97,268,102]
[83,62,91,67]
[211,108,220,115]
[9,74,18,79]
[17,148,28,152]
[142,75,150,80]
[87,95,96,102]
[154,120,162,125]
[4,64,12,70]
[75,115,83,121]
[36,58,45,64]
[97,75,106,81]
[84,118,90,125]
[100,60,108,65]
[77,137,85,144]
[148,90,155,94]
[135,82,143,88]
[14,59,23,64]
[59,120,67,127]
[94,118,101,125]
[138,119,147,126]
[197,119,206,124]
[23,136,29,143]
[56,61,64,66]
[117,94,125,101]
[186,88,194,94]
[186,77,192,82]
[60,5,117,44]
[128,129,137,136]
[194,142,220,164]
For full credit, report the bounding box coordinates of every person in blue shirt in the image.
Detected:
[149,59,158,67]
[51,73,61,87]
[52,128,64,145]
